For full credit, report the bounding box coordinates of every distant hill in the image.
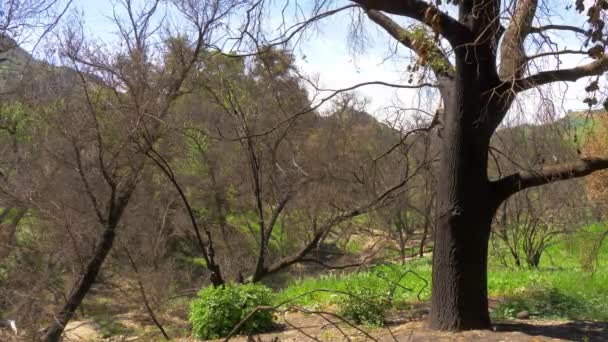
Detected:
[563,109,607,130]
[0,35,40,94]
[0,35,98,102]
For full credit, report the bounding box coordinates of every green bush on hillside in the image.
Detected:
[189,283,274,339]
[336,282,390,326]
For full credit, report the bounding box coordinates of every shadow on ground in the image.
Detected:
[495,320,608,342]
[222,314,608,341]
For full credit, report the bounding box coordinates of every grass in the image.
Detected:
[276,223,608,321]
[275,258,432,309]
[90,313,135,339]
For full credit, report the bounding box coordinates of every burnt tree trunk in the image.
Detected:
[353,0,608,332]
[430,192,493,330]
[44,190,133,342]
[429,54,502,330]
[44,225,117,342]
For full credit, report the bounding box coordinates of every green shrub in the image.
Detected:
[492,287,586,320]
[189,283,274,339]
[336,282,389,326]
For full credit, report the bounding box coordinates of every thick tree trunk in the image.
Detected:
[429,66,497,330]
[44,225,117,342]
[430,199,493,330]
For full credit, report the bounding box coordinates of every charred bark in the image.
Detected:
[354,0,608,333]
[430,209,493,330]
[429,55,499,330]
[44,189,134,341]
[44,225,117,342]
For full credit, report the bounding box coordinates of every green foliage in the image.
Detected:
[577,223,608,273]
[15,215,37,247]
[276,260,432,310]
[493,287,593,320]
[280,227,608,322]
[227,211,288,253]
[336,283,389,326]
[0,102,33,147]
[177,255,208,268]
[487,224,608,320]
[176,126,209,176]
[343,238,364,254]
[189,283,275,340]
[92,314,135,339]
[406,26,452,74]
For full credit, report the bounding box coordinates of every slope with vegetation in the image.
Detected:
[0,0,608,341]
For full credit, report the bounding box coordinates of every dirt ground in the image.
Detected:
[218,313,608,342]
[6,311,602,341]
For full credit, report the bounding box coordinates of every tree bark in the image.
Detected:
[429,63,496,330]
[44,225,117,342]
[430,202,493,330]
[353,0,608,333]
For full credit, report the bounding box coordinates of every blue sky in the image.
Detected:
[64,0,599,123]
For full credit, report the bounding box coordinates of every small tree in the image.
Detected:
[493,189,573,268]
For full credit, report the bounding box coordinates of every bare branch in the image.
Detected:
[201,80,436,142]
[123,247,170,341]
[363,9,452,77]
[528,25,588,35]
[492,157,608,203]
[499,0,538,80]
[351,0,471,47]
[526,49,587,61]
[261,173,418,278]
[513,55,608,92]
[144,145,224,285]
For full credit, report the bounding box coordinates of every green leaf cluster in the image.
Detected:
[336,282,390,327]
[189,283,275,339]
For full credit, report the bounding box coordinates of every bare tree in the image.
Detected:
[0,1,247,339]
[145,51,427,284]
[493,187,579,268]
[0,0,73,50]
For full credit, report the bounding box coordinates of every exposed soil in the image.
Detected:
[46,314,608,342]
[33,306,608,341]
[63,321,105,342]
[217,313,608,342]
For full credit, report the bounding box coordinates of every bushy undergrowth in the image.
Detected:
[159,224,608,340]
[493,287,590,320]
[336,283,390,326]
[277,224,608,322]
[189,283,274,340]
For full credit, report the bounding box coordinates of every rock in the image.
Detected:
[516,310,530,319]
